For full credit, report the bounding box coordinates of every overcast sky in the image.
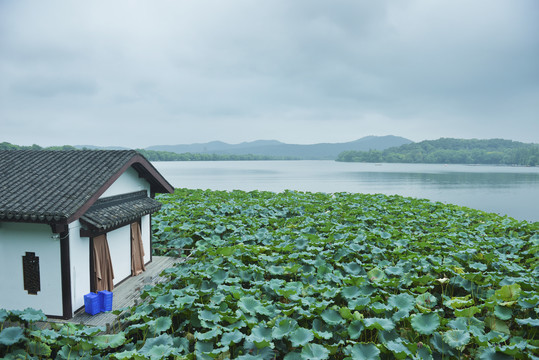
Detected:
[1,0,538,148]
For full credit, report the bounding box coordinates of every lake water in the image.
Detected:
[152,161,539,223]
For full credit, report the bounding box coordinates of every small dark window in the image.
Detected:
[22,252,40,295]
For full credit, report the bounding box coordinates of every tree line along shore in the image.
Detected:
[2,138,538,165]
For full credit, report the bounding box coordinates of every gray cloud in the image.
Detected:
[10,77,98,97]
[1,0,538,147]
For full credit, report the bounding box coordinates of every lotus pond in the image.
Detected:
[1,188,538,359]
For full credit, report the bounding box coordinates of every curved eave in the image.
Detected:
[0,210,67,223]
[80,192,162,232]
[67,153,174,224]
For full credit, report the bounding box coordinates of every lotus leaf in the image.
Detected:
[247,325,272,349]
[215,225,226,234]
[444,295,474,309]
[268,265,284,275]
[388,293,415,312]
[341,286,361,299]
[493,306,513,321]
[221,330,244,345]
[283,351,302,360]
[429,333,458,357]
[349,297,370,309]
[348,320,364,340]
[495,284,521,303]
[107,346,144,360]
[342,262,363,275]
[26,341,52,357]
[392,309,410,322]
[411,313,440,335]
[385,266,404,276]
[211,269,228,283]
[447,317,472,331]
[476,347,513,360]
[195,328,221,341]
[199,309,221,323]
[371,302,391,313]
[345,343,381,360]
[321,309,344,326]
[442,329,471,349]
[469,262,488,271]
[384,340,411,359]
[338,307,353,320]
[515,317,539,327]
[363,318,395,331]
[148,345,176,359]
[19,308,47,323]
[289,328,314,347]
[414,346,434,360]
[416,292,437,310]
[454,306,481,317]
[0,309,8,323]
[238,296,264,315]
[92,333,126,350]
[485,317,510,335]
[0,327,25,346]
[312,319,333,340]
[300,343,330,360]
[153,293,174,308]
[237,355,262,360]
[151,316,172,334]
[272,318,297,340]
[358,285,377,297]
[367,267,386,283]
[242,340,276,359]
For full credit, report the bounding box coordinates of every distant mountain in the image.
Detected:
[146,136,412,160]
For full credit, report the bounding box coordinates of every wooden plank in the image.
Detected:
[47,256,181,330]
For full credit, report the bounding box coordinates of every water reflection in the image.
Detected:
[344,170,539,188]
[153,161,539,222]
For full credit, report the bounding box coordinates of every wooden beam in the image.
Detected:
[60,230,73,320]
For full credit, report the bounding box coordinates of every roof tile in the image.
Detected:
[0,150,173,223]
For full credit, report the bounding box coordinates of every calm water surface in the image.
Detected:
[153,161,539,222]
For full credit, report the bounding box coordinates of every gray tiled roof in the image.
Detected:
[0,150,173,224]
[80,190,162,231]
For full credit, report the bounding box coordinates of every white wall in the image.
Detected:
[101,167,150,198]
[99,166,154,275]
[0,223,63,316]
[74,166,154,295]
[68,220,90,312]
[141,214,151,264]
[107,225,132,285]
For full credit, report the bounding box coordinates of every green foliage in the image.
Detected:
[0,142,77,151]
[0,142,298,161]
[337,137,539,166]
[136,148,300,161]
[2,188,538,358]
[0,327,25,346]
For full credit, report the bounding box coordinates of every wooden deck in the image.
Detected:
[48,256,182,329]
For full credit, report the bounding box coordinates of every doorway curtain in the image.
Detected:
[131,222,146,276]
[93,234,114,291]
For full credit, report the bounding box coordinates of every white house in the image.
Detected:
[0,150,174,319]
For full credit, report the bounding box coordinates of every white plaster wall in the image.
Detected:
[106,225,132,285]
[99,166,154,267]
[68,220,90,312]
[101,167,150,198]
[0,223,63,316]
[141,214,151,264]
